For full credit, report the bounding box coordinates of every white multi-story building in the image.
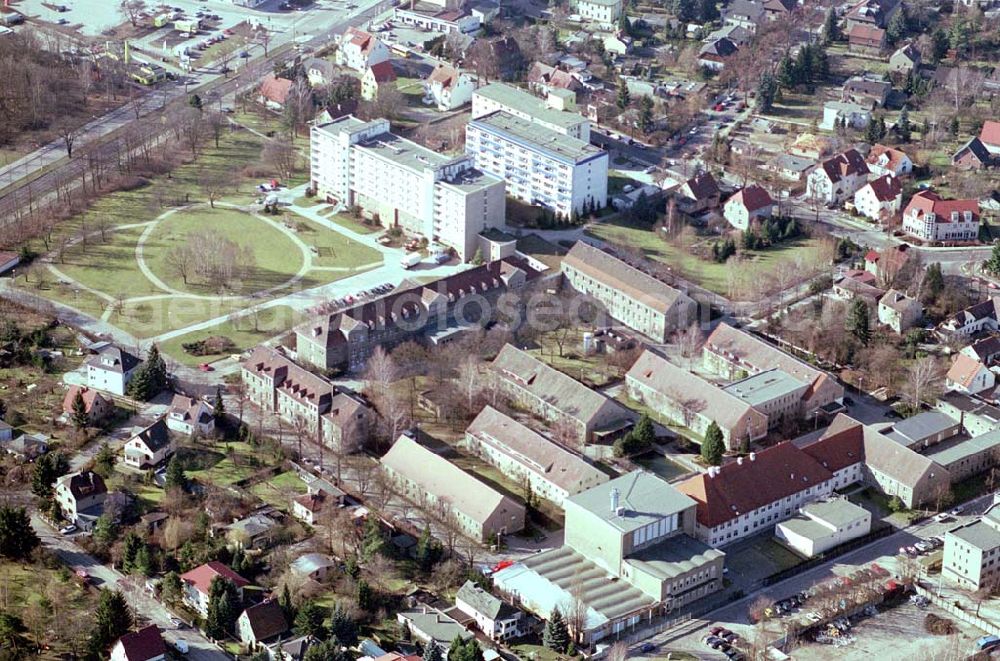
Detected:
[466,111,608,218]
[472,83,591,141]
[334,26,390,73]
[310,116,504,260]
[806,148,870,206]
[854,174,902,222]
[901,190,980,242]
[576,0,623,24]
[943,505,1000,590]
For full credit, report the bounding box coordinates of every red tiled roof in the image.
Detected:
[848,24,886,44]
[904,190,979,225]
[865,174,902,202]
[980,120,1000,148]
[677,442,834,528]
[800,414,865,473]
[683,171,720,201]
[818,149,869,183]
[180,561,249,596]
[864,249,880,263]
[428,62,459,88]
[947,353,986,389]
[62,386,108,415]
[260,75,293,105]
[730,184,773,212]
[368,60,397,83]
[866,144,910,172]
[114,625,167,661]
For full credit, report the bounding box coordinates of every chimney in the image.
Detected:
[610,487,620,514]
[750,452,757,461]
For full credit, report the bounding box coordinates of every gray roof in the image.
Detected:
[886,411,958,445]
[924,430,1000,469]
[398,608,473,647]
[949,519,1000,551]
[777,516,837,541]
[227,513,278,538]
[624,534,724,580]
[722,368,808,407]
[85,345,140,374]
[474,83,588,131]
[470,111,605,164]
[291,553,337,576]
[862,427,945,488]
[800,498,869,528]
[456,580,517,620]
[314,116,467,174]
[566,470,696,534]
[132,418,172,452]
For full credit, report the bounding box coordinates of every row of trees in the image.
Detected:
[164,230,259,293]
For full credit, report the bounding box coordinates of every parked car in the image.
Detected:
[59,524,77,535]
[934,513,952,523]
[638,643,656,653]
[198,363,214,372]
[950,506,964,516]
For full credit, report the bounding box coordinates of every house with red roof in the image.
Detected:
[258,75,294,110]
[901,190,979,242]
[806,148,870,205]
[866,144,913,178]
[361,60,397,101]
[864,244,912,283]
[62,386,114,425]
[946,352,995,395]
[110,625,167,661]
[854,173,902,222]
[847,24,887,54]
[422,62,475,111]
[723,184,774,229]
[335,26,389,73]
[180,561,249,616]
[980,120,1000,155]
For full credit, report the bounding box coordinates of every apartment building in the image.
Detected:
[472,83,591,141]
[625,350,768,450]
[562,242,697,342]
[901,190,980,242]
[576,0,623,23]
[310,116,504,260]
[294,257,538,371]
[703,323,845,416]
[677,443,836,547]
[493,472,724,644]
[380,434,526,541]
[943,505,1000,590]
[464,406,609,506]
[466,111,608,218]
[492,344,632,445]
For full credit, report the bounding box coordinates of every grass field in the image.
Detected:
[291,216,383,267]
[186,441,260,487]
[586,217,828,296]
[248,470,308,509]
[159,305,301,366]
[325,212,380,235]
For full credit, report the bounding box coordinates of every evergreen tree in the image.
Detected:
[756,73,778,112]
[305,640,350,661]
[984,243,1000,276]
[134,544,155,576]
[449,636,484,661]
[94,442,116,477]
[0,612,30,656]
[31,451,68,499]
[89,590,133,656]
[638,95,655,134]
[189,94,203,111]
[160,571,182,604]
[950,116,960,136]
[71,389,90,430]
[0,505,39,561]
[632,414,656,447]
[415,525,440,571]
[617,12,631,36]
[423,640,444,661]
[542,608,569,653]
[212,387,225,424]
[279,583,296,622]
[701,422,725,465]
[699,0,719,22]
[120,531,144,574]
[328,602,358,647]
[93,512,120,547]
[294,600,328,639]
[897,106,912,143]
[931,28,949,63]
[925,263,944,301]
[357,578,376,612]
[777,52,797,89]
[164,455,187,491]
[616,78,631,109]
[886,8,907,45]
[147,345,167,392]
[847,298,872,345]
[205,577,240,640]
[821,7,840,44]
[361,517,385,560]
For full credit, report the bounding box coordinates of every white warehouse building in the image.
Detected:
[310,116,505,261]
[466,111,608,218]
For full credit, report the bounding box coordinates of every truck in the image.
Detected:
[400,252,421,269]
[174,18,200,35]
[153,12,173,27]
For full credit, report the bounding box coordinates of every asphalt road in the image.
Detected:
[32,514,228,660]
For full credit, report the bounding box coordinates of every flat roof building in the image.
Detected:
[775,498,871,558]
[472,82,591,140]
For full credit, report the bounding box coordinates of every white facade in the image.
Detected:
[472,83,591,141]
[466,111,608,218]
[577,0,622,23]
[820,102,871,131]
[310,116,505,260]
[334,27,389,72]
[393,6,480,33]
[902,208,978,242]
[774,500,871,558]
[722,194,773,230]
[878,290,922,334]
[806,160,869,206]
[854,180,902,221]
[943,511,1000,590]
[425,67,477,111]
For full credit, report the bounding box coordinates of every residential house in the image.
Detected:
[526,62,582,96]
[292,477,346,526]
[85,345,140,396]
[62,386,113,425]
[722,0,766,30]
[491,344,632,445]
[821,101,872,131]
[226,513,280,550]
[626,350,768,450]
[832,270,884,307]
[953,137,997,170]
[866,144,913,177]
[775,499,871,558]
[766,154,814,183]
[723,184,774,229]
[335,26,389,72]
[454,580,525,642]
[124,418,174,469]
[698,38,739,71]
[361,61,396,101]
[854,174,902,222]
[396,608,473,655]
[603,32,633,56]
[321,389,372,454]
[877,288,922,333]
[936,392,1000,438]
[901,190,979,242]
[675,171,721,214]
[423,62,475,110]
[980,120,1000,155]
[238,600,289,649]
[110,625,167,661]
[54,471,107,530]
[180,561,249,616]
[0,251,20,275]
[303,57,337,88]
[847,25,887,54]
[4,433,50,461]
[493,471,724,644]
[946,352,995,395]
[841,75,892,108]
[381,434,526,541]
[806,148,870,206]
[259,75,294,110]
[790,132,835,160]
[702,323,845,415]
[943,505,1000,589]
[165,394,214,436]
[290,553,338,582]
[269,636,318,661]
[577,0,623,23]
[677,443,836,547]
[845,0,900,30]
[242,347,335,437]
[864,244,913,284]
[939,298,1000,338]
[762,0,797,19]
[561,241,698,342]
[889,43,921,75]
[465,406,609,506]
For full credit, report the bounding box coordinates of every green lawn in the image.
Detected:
[325,212,380,235]
[290,215,383,267]
[159,305,302,366]
[249,470,307,509]
[187,442,259,487]
[396,76,425,103]
[57,226,159,298]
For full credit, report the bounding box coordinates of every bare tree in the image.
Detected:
[262,138,298,181]
[675,322,704,367]
[206,111,227,148]
[164,245,194,285]
[119,0,147,27]
[58,125,77,157]
[905,356,943,410]
[199,167,230,208]
[364,347,398,401]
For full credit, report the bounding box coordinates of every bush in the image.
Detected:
[181,336,237,356]
[924,613,955,635]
